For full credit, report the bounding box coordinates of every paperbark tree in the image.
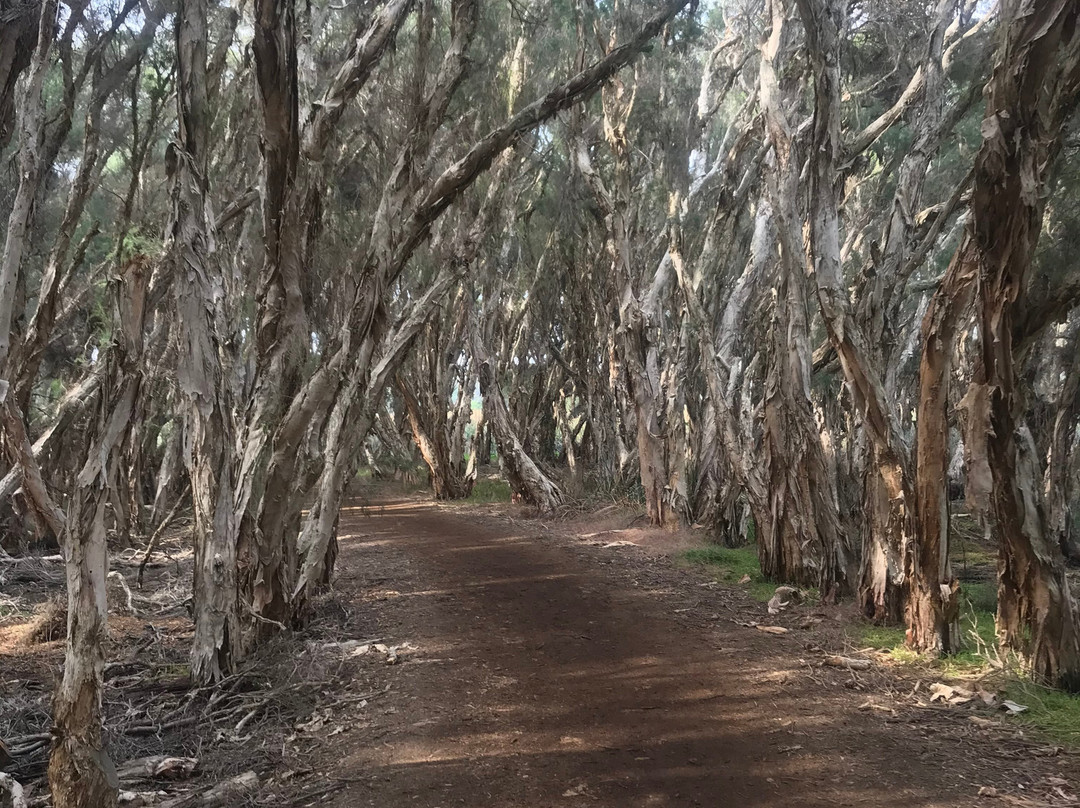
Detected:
[245,0,691,630]
[0,0,57,390]
[758,0,853,596]
[959,0,1080,689]
[48,256,150,808]
[168,0,241,683]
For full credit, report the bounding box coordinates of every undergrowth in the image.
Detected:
[682,545,775,602]
[468,478,512,503]
[856,578,1080,749]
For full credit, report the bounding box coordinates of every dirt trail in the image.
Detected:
[322,498,1065,807]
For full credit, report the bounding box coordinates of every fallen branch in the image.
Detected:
[823,655,873,671]
[157,771,258,807]
[115,755,198,783]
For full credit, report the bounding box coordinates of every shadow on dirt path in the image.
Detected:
[323,497,1014,807]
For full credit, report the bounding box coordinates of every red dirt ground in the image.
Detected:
[3,492,1077,806]
[314,496,1079,807]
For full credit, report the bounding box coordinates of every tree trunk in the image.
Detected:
[910,240,972,653]
[471,311,563,512]
[0,0,58,389]
[1045,321,1080,561]
[49,256,150,808]
[0,0,39,153]
[758,0,853,596]
[960,0,1080,689]
[170,0,240,683]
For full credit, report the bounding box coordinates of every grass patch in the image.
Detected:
[856,579,1000,671]
[858,624,923,663]
[1003,680,1080,748]
[962,580,998,614]
[683,545,775,602]
[469,478,512,503]
[861,624,906,649]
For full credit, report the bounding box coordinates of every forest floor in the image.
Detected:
[2,486,1080,806]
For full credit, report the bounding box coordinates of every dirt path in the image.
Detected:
[320,498,1073,807]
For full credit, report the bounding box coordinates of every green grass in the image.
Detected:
[1003,680,1080,747]
[861,624,907,649]
[961,580,998,614]
[468,478,512,503]
[683,545,776,602]
[856,578,1000,670]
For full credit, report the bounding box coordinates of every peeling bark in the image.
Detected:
[49,256,149,808]
[169,0,240,683]
[960,0,1080,689]
[759,0,853,596]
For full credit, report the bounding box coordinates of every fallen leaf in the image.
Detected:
[1002,700,1028,715]
[930,683,955,703]
[738,574,751,584]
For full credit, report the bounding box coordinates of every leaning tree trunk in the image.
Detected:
[49,257,149,808]
[471,309,563,512]
[961,0,1080,689]
[401,377,473,499]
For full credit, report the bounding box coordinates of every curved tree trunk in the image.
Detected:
[471,311,563,513]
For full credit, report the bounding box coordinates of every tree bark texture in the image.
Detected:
[49,256,150,808]
[961,0,1080,689]
[170,0,240,683]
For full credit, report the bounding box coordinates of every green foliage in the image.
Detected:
[468,478,512,503]
[683,545,775,602]
[117,229,162,262]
